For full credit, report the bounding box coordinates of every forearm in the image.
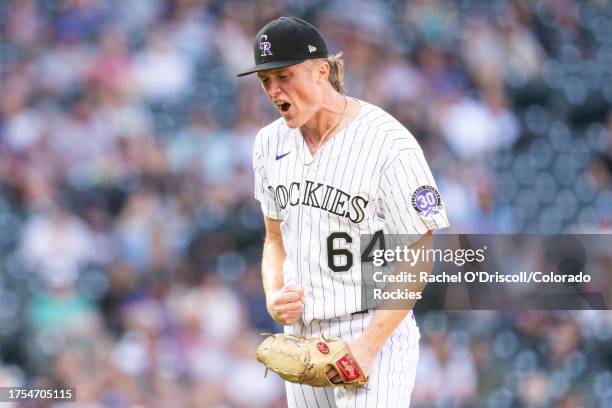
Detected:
[362,232,433,351]
[261,238,286,302]
[360,309,411,351]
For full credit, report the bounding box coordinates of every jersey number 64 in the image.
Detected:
[326,230,386,272]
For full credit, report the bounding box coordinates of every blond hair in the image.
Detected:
[324,52,345,93]
[307,52,345,93]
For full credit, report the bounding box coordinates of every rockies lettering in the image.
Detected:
[267,181,369,223]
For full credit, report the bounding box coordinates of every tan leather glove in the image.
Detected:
[256,333,368,387]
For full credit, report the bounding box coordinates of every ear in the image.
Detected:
[315,60,330,84]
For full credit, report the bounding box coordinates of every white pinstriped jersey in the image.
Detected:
[253,99,449,323]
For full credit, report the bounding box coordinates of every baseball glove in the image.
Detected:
[256,333,368,387]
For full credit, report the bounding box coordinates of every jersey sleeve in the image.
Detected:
[253,130,282,220]
[379,147,449,237]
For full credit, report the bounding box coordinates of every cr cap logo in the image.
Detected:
[308,45,317,53]
[259,34,272,57]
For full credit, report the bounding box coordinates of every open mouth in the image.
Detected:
[276,102,291,113]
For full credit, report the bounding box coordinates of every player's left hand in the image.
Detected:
[326,337,378,384]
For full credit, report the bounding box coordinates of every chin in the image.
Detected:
[282,116,301,129]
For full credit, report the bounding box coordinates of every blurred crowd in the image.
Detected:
[0,0,611,407]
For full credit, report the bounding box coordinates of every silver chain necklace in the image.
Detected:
[295,95,348,166]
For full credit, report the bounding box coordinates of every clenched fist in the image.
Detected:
[267,283,304,325]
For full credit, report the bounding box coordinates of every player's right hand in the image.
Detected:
[267,283,304,325]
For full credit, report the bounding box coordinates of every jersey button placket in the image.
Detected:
[302,216,310,262]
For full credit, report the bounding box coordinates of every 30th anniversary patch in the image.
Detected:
[411,185,443,218]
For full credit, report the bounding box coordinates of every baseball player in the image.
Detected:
[238,17,449,407]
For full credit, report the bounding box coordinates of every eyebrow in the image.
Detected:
[258,68,290,78]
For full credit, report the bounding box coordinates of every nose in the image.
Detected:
[265,78,281,99]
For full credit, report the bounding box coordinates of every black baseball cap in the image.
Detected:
[237,17,329,77]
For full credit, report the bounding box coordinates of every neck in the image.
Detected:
[300,91,347,145]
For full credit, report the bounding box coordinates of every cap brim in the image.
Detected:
[236,59,305,77]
